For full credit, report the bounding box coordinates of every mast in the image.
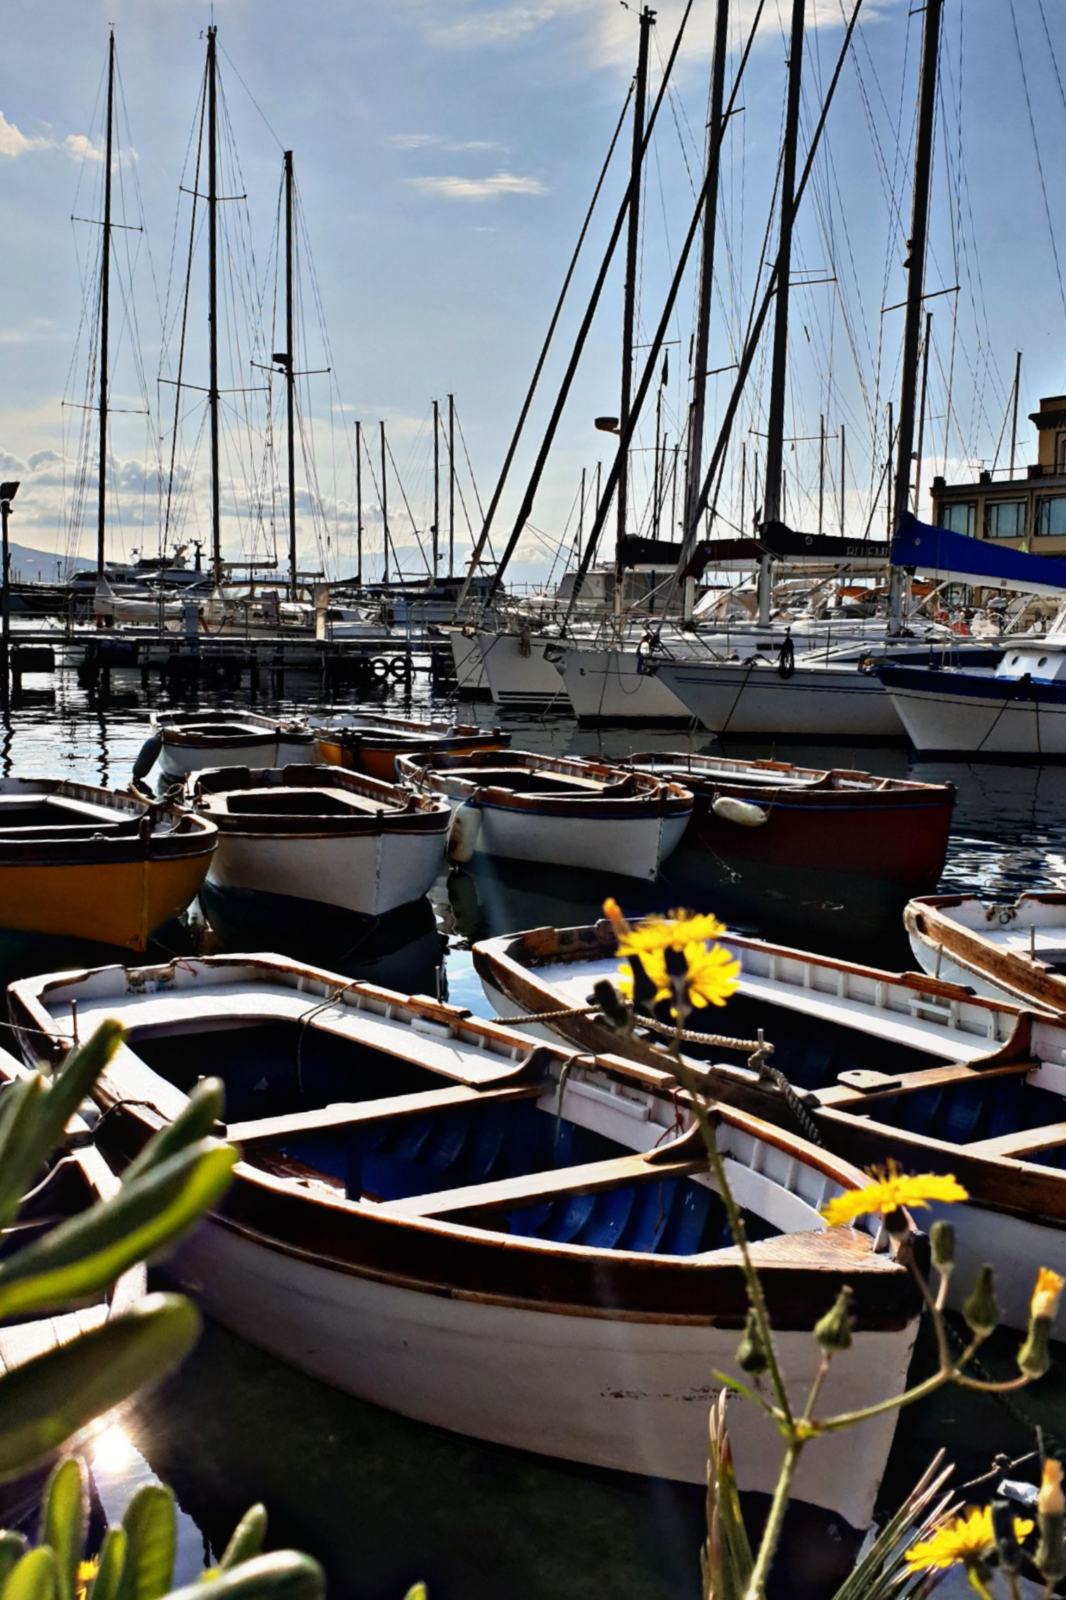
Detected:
[96,30,116,577]
[914,311,932,516]
[759,0,806,624]
[207,25,222,583]
[432,398,440,581]
[379,420,390,585]
[283,151,298,599]
[681,0,729,553]
[355,420,363,585]
[889,0,943,630]
[615,5,654,585]
[1008,349,1022,480]
[448,393,455,579]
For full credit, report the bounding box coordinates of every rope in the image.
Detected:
[489,1001,767,1054]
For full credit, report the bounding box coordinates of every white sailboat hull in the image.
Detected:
[884,679,1066,756]
[655,660,904,738]
[206,826,445,917]
[446,629,488,695]
[176,1217,913,1530]
[476,630,569,709]
[554,645,693,724]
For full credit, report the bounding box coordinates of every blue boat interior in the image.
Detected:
[868,1074,1066,1161]
[259,1100,781,1256]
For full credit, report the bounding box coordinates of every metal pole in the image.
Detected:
[886,400,894,534]
[283,151,298,599]
[380,420,390,585]
[682,0,729,543]
[1008,349,1022,479]
[615,5,654,581]
[448,393,455,579]
[740,440,746,535]
[818,413,825,534]
[0,498,11,712]
[96,30,115,578]
[890,0,943,613]
[432,398,440,581]
[839,422,845,536]
[577,466,586,563]
[914,310,932,515]
[207,27,222,582]
[759,0,805,623]
[354,420,363,585]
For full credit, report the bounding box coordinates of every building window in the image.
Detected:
[940,501,975,536]
[1036,496,1066,538]
[1058,434,1066,471]
[986,500,1027,539]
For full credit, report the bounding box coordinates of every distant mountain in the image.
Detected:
[5,542,93,582]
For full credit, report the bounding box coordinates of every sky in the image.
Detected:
[2,0,1066,585]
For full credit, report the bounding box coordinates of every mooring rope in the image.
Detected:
[489,1001,768,1053]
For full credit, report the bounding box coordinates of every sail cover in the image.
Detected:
[891,512,1066,596]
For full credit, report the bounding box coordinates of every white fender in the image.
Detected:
[447,801,482,863]
[711,795,768,829]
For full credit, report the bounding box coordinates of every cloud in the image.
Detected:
[0,111,51,159]
[406,170,546,200]
[0,319,57,347]
[387,133,504,153]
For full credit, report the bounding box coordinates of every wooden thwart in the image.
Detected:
[230,1081,543,1148]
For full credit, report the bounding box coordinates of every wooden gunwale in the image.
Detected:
[397,751,694,818]
[905,894,1066,1014]
[627,751,954,805]
[190,763,449,839]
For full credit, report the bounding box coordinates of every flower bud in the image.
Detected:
[736,1307,769,1376]
[962,1265,999,1338]
[992,1497,1024,1575]
[930,1219,955,1273]
[1018,1315,1053,1380]
[813,1288,853,1354]
[1037,1461,1066,1581]
[627,954,659,1010]
[590,979,630,1030]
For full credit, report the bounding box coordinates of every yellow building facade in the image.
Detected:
[931,394,1066,554]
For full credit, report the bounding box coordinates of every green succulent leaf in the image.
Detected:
[0,1024,125,1233]
[2,1547,58,1600]
[166,1553,323,1600]
[0,1293,200,1482]
[88,1529,126,1600]
[116,1486,176,1600]
[41,1458,87,1600]
[219,1508,267,1572]
[0,1537,29,1592]
[122,1081,226,1189]
[0,1142,236,1320]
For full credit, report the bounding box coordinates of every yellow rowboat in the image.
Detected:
[0,779,216,951]
[312,711,509,783]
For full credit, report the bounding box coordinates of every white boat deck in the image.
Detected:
[534,958,999,1062]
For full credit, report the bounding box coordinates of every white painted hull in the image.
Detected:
[655,661,904,738]
[160,736,314,781]
[555,646,693,724]
[476,630,569,709]
[447,630,488,694]
[175,1218,913,1530]
[206,826,445,916]
[885,680,1066,756]
[933,1200,1066,1332]
[905,924,1015,1003]
[436,787,688,880]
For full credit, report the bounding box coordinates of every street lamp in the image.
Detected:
[1,482,20,711]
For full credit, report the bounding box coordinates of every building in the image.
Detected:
[931,393,1066,555]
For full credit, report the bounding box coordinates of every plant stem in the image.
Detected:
[744,1439,803,1600]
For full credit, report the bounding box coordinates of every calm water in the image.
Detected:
[7,666,1066,1598]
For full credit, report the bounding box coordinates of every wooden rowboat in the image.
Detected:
[396,750,693,881]
[906,892,1066,1013]
[625,751,954,896]
[8,954,919,1555]
[472,918,1066,1331]
[149,711,316,781]
[312,711,509,783]
[189,764,449,921]
[0,779,216,952]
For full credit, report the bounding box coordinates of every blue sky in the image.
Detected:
[2,0,1065,583]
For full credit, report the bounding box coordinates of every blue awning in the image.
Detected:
[890,512,1066,596]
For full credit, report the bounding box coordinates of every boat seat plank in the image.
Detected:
[380,1143,705,1220]
[230,1081,543,1148]
[965,1121,1066,1159]
[816,1057,1036,1109]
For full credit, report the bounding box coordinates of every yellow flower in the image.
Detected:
[75,1560,100,1600]
[904,1506,1033,1573]
[602,898,631,938]
[821,1161,969,1228]
[1039,1458,1065,1517]
[1031,1267,1065,1323]
[615,911,729,959]
[616,940,740,1013]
